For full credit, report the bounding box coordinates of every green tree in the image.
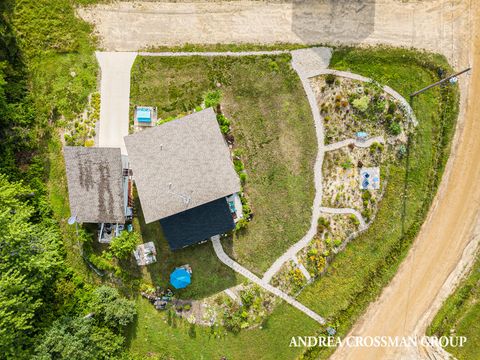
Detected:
[0,174,62,357]
[33,317,124,360]
[34,286,136,359]
[90,286,137,328]
[109,231,139,259]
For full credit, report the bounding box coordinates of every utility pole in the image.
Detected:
[410,68,471,98]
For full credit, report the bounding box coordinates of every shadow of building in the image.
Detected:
[292,0,376,45]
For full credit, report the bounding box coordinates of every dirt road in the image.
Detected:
[79,1,479,358]
[78,0,471,68]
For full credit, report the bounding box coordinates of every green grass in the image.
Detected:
[142,43,309,53]
[427,252,480,360]
[130,55,317,275]
[11,0,98,122]
[128,296,319,360]
[127,47,459,360]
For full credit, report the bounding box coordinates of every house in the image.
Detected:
[124,108,241,250]
[63,146,133,242]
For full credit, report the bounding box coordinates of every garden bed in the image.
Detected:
[271,213,361,296]
[310,75,411,145]
[322,147,387,220]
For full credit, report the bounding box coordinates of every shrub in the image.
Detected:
[109,231,139,259]
[269,60,279,72]
[289,268,305,289]
[397,144,407,158]
[84,139,94,147]
[325,74,336,85]
[388,121,402,136]
[240,288,256,309]
[352,96,370,112]
[203,90,221,108]
[87,253,115,273]
[387,101,397,114]
[369,142,384,154]
[242,202,252,218]
[361,208,372,222]
[385,113,393,124]
[223,309,242,334]
[235,218,248,231]
[317,217,330,233]
[349,214,360,227]
[216,114,231,134]
[234,159,244,172]
[239,172,247,185]
[362,190,372,203]
[341,159,353,169]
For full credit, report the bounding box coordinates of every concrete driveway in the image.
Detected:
[96,51,137,155]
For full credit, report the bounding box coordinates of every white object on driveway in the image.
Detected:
[96,51,137,155]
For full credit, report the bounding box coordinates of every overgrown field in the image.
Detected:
[427,252,480,360]
[127,47,459,360]
[130,55,317,275]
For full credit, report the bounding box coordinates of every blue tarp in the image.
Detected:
[137,107,151,123]
[170,268,191,289]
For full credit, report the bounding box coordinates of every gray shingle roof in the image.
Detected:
[124,108,241,223]
[64,147,125,224]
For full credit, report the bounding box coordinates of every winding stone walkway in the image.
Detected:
[320,207,367,230]
[211,236,325,324]
[324,136,385,152]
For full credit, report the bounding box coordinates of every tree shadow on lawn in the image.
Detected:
[134,196,239,300]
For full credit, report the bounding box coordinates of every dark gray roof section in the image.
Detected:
[125,108,241,223]
[160,198,235,250]
[64,147,125,224]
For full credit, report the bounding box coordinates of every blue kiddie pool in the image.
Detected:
[136,107,152,123]
[170,268,191,289]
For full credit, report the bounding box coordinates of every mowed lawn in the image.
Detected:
[130,55,317,276]
[127,47,459,360]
